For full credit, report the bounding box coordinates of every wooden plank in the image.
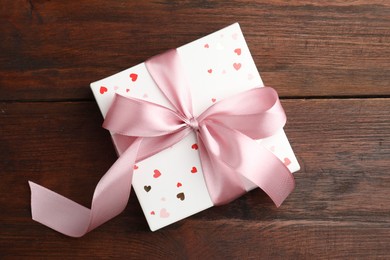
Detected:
[0,219,389,258]
[0,98,389,258]
[1,0,389,100]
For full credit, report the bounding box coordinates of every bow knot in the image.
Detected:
[186,117,199,131]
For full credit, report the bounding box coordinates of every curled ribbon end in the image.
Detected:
[28,181,91,237]
[271,172,296,208]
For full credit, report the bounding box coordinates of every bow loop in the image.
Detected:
[198,87,287,139]
[103,94,186,137]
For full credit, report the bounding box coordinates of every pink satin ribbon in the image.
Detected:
[29,49,295,237]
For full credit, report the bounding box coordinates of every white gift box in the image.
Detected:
[90,23,299,231]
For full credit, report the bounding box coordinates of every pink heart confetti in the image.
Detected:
[233,63,241,71]
[283,158,291,166]
[160,208,170,218]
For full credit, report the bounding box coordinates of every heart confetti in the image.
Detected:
[211,98,216,103]
[283,158,291,166]
[176,192,185,201]
[204,43,209,48]
[133,164,139,170]
[233,63,241,71]
[99,86,108,94]
[160,208,170,218]
[191,143,198,150]
[144,185,151,192]
[191,167,197,173]
[234,48,241,55]
[153,169,162,178]
[150,211,155,215]
[208,69,212,74]
[129,73,138,82]
[177,182,182,188]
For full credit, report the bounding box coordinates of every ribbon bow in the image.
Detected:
[29,49,295,237]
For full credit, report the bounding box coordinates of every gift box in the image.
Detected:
[89,23,300,231]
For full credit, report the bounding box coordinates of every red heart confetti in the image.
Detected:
[150,211,155,215]
[191,143,198,150]
[208,69,212,74]
[176,192,185,201]
[234,48,241,55]
[211,98,216,103]
[283,157,291,166]
[126,89,130,93]
[130,73,138,82]
[160,208,170,218]
[153,169,161,178]
[99,86,108,94]
[204,43,209,48]
[191,167,197,173]
[133,164,139,170]
[233,63,241,71]
[177,182,182,188]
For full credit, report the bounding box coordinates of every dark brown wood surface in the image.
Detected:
[1,0,389,259]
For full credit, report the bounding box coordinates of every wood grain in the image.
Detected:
[1,0,389,100]
[1,99,389,258]
[1,0,389,258]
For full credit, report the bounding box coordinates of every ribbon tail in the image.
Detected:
[197,132,247,205]
[201,122,295,207]
[29,138,142,237]
[240,142,295,207]
[29,181,90,237]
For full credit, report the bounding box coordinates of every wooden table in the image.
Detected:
[1,1,389,258]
